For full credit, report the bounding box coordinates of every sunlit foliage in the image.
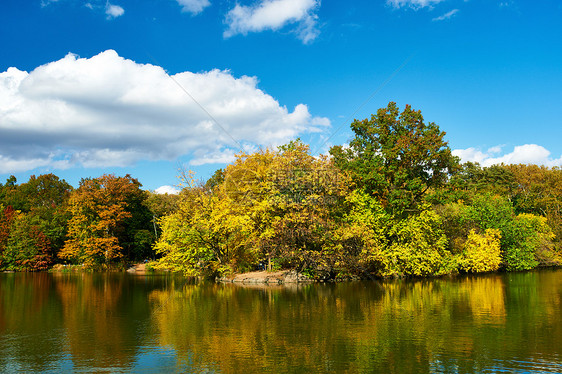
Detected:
[458,229,502,273]
[1,102,561,277]
[330,102,459,215]
[0,174,72,271]
[384,208,450,276]
[60,174,152,267]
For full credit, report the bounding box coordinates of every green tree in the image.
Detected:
[331,102,459,215]
[204,169,225,191]
[428,162,517,205]
[0,176,25,210]
[507,164,562,251]
[0,205,16,269]
[19,174,73,253]
[333,190,391,277]
[2,212,53,271]
[438,193,558,271]
[144,191,180,242]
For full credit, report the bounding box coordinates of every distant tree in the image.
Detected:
[506,164,562,251]
[0,174,73,270]
[17,174,73,210]
[0,205,16,268]
[438,193,559,271]
[18,174,73,253]
[145,192,179,219]
[428,162,518,205]
[331,102,459,215]
[144,192,180,243]
[0,176,25,210]
[1,211,53,271]
[204,169,225,192]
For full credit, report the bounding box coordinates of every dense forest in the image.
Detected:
[1,102,561,278]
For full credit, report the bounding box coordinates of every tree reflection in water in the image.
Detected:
[0,270,561,373]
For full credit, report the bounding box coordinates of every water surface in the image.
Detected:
[1,270,561,373]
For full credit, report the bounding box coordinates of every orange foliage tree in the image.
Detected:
[60,174,148,267]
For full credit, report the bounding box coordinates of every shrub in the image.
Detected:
[384,208,450,277]
[458,229,501,273]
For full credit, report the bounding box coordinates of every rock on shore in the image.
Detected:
[218,270,313,284]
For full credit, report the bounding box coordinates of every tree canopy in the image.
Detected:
[330,102,459,215]
[0,102,561,277]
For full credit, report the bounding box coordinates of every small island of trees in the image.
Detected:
[1,102,561,279]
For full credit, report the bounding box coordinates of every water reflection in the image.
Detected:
[0,270,561,373]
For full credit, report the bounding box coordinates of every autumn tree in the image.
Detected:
[60,174,153,267]
[0,205,16,269]
[330,102,459,215]
[154,169,258,277]
[1,211,53,271]
[155,142,360,279]
[264,140,353,277]
[0,175,72,270]
[204,169,225,191]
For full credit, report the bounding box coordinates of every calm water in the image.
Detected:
[0,270,561,373]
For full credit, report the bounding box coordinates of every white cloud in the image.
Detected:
[0,50,329,174]
[155,185,180,194]
[224,0,320,44]
[387,0,444,9]
[40,0,62,7]
[453,144,562,168]
[41,0,124,19]
[189,148,238,166]
[432,8,458,21]
[487,145,503,154]
[105,3,124,19]
[176,0,211,15]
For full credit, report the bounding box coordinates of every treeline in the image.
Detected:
[153,102,562,279]
[0,174,178,271]
[1,102,561,277]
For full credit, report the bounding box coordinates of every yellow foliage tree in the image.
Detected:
[458,229,502,273]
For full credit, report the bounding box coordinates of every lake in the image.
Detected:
[1,270,561,373]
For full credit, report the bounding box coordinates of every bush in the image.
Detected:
[501,214,557,270]
[384,208,451,277]
[458,229,501,273]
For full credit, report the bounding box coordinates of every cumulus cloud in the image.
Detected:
[105,3,124,19]
[224,0,320,44]
[176,0,211,15]
[155,185,180,194]
[432,8,458,21]
[453,144,562,168]
[387,0,444,9]
[0,50,328,174]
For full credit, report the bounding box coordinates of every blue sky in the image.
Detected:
[1,0,561,193]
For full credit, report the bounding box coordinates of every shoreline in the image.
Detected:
[218,270,314,284]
